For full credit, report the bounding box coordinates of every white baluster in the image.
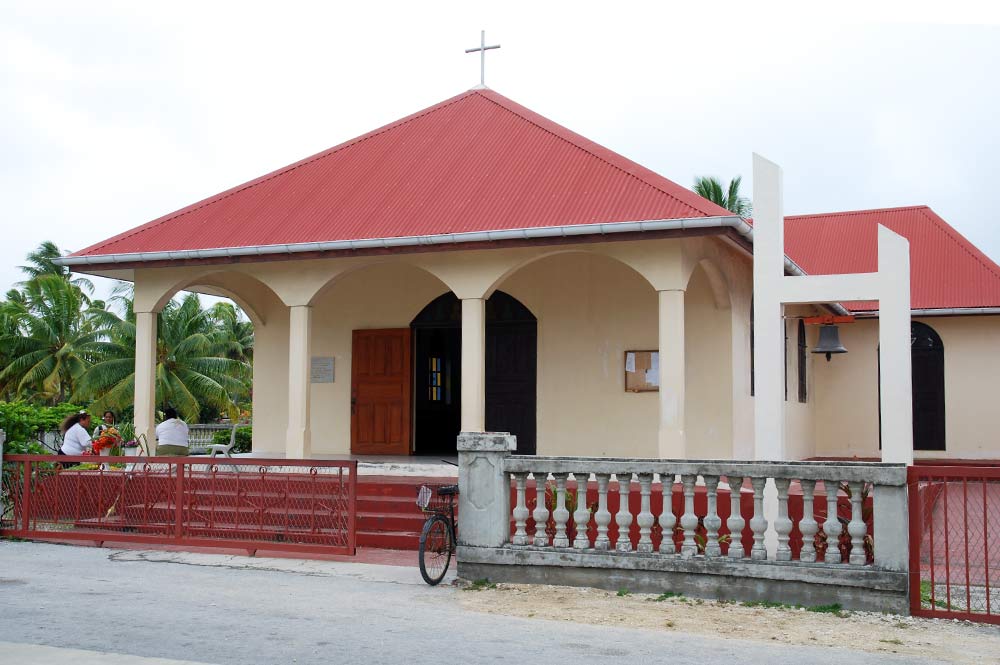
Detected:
[823,480,842,564]
[799,479,818,562]
[726,476,745,559]
[532,472,549,547]
[573,472,592,549]
[774,477,793,561]
[679,474,698,558]
[848,481,868,565]
[512,472,530,546]
[658,473,677,555]
[703,475,722,558]
[552,473,570,548]
[637,473,654,553]
[594,473,612,551]
[615,473,633,553]
[749,477,768,560]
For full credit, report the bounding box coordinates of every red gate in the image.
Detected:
[1,455,357,556]
[908,465,999,624]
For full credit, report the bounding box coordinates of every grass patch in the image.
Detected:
[807,603,849,618]
[616,588,631,597]
[648,591,684,602]
[743,600,791,609]
[919,580,949,609]
[741,600,849,617]
[880,638,904,646]
[463,578,497,592]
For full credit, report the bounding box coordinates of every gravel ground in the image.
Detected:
[457,582,1000,664]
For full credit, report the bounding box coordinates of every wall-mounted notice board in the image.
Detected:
[625,350,659,392]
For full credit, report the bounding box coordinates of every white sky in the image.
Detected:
[2,1,998,300]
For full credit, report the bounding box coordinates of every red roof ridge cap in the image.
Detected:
[72,90,484,257]
[472,89,732,219]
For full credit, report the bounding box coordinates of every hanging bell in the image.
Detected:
[812,323,847,361]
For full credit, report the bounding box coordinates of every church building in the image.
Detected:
[59,88,1000,462]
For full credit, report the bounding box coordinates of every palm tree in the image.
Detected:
[18,241,94,295]
[210,302,254,364]
[693,175,752,218]
[74,292,251,422]
[0,275,107,402]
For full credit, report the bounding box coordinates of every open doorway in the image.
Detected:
[410,291,537,456]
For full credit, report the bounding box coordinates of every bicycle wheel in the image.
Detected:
[418,515,453,586]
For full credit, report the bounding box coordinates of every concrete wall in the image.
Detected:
[783,306,820,461]
[814,315,1000,459]
[684,263,733,459]
[308,264,450,454]
[497,253,659,457]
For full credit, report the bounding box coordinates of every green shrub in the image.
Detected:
[210,426,252,453]
[0,401,84,452]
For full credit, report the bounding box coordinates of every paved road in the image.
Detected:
[0,541,932,665]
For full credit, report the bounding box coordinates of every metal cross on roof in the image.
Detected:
[465,30,500,87]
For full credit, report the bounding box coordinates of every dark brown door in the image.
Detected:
[486,320,537,455]
[351,329,411,455]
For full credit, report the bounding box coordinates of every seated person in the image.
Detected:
[155,407,190,456]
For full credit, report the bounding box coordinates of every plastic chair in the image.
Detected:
[208,424,239,458]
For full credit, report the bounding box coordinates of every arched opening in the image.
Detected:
[878,321,946,452]
[911,321,946,451]
[410,291,537,455]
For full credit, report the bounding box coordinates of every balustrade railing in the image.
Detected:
[501,457,908,568]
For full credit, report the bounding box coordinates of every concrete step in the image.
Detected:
[356,529,422,550]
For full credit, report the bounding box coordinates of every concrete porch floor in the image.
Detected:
[226,452,459,476]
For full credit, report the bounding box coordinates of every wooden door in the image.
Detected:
[351,329,411,455]
[486,321,537,455]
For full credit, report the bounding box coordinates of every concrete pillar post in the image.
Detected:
[877,226,914,465]
[657,289,686,458]
[872,482,910,572]
[134,310,158,454]
[285,305,312,459]
[461,298,486,432]
[457,432,516,548]
[752,154,786,462]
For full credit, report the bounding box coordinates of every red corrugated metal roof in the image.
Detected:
[785,206,1000,312]
[73,88,731,258]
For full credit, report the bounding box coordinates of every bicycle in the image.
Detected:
[416,483,458,585]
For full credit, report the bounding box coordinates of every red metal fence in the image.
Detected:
[908,465,999,624]
[1,455,357,556]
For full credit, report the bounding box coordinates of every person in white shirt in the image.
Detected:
[155,407,190,456]
[59,411,93,465]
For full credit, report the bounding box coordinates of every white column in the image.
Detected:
[752,154,786,461]
[461,297,486,432]
[134,310,157,453]
[657,289,685,458]
[285,305,312,459]
[877,226,914,465]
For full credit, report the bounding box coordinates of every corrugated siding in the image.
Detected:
[785,206,1000,311]
[73,89,730,257]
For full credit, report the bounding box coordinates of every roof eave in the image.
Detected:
[57,215,747,267]
[54,214,849,314]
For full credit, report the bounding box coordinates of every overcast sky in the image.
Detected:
[2,2,998,300]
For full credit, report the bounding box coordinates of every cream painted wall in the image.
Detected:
[814,315,1000,459]
[684,263,733,459]
[497,253,659,457]
[782,307,820,461]
[251,303,289,454]
[308,264,450,454]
